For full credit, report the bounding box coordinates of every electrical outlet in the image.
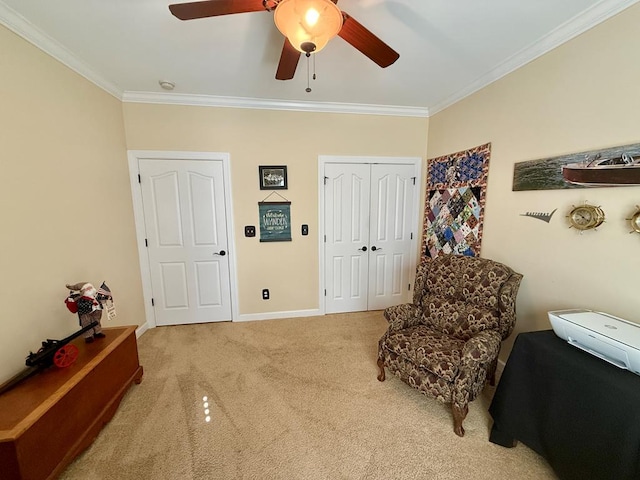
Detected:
[301,224,309,236]
[262,288,269,300]
[245,225,256,237]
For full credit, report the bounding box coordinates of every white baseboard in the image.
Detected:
[135,322,149,338]
[234,309,322,323]
[132,310,322,332]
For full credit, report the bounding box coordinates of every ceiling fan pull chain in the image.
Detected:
[305,53,312,93]
[313,53,316,81]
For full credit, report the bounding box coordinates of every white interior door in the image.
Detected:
[139,159,232,325]
[324,163,415,313]
[368,164,415,310]
[325,163,371,313]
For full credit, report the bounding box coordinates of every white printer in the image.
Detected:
[548,309,640,375]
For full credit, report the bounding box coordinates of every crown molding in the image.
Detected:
[0,1,122,99]
[2,0,638,117]
[121,91,429,117]
[0,0,425,118]
[429,0,640,115]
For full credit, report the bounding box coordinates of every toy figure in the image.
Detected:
[64,282,112,343]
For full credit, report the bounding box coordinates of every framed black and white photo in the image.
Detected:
[259,165,288,190]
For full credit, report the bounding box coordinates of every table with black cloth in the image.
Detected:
[489,329,640,480]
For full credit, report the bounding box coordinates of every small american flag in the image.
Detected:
[97,282,112,299]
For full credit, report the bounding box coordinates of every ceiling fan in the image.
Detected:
[168,0,400,81]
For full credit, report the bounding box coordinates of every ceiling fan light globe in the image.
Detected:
[274,0,343,54]
[305,8,320,26]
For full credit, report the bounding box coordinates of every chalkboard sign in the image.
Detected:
[258,202,291,242]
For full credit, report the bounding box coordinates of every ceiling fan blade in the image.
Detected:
[338,13,399,68]
[275,39,301,80]
[169,0,266,21]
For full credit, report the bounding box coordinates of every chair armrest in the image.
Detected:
[453,330,502,410]
[461,330,501,365]
[497,272,523,339]
[383,304,423,331]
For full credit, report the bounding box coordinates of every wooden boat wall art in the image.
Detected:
[512,142,640,191]
[562,152,640,186]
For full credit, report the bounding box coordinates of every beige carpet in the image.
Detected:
[60,311,557,480]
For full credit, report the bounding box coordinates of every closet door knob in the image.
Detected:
[358,246,368,252]
[213,250,226,256]
[371,246,381,251]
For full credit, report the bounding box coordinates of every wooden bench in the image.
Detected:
[0,326,143,480]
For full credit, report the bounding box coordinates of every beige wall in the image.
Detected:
[0,26,145,383]
[427,4,640,358]
[3,3,639,384]
[123,105,428,314]
[0,24,427,383]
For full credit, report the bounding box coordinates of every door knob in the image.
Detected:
[213,250,226,256]
[358,246,368,252]
[371,246,381,251]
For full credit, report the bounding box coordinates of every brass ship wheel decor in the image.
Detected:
[567,202,605,232]
[627,205,640,234]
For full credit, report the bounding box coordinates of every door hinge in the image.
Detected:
[324,176,328,185]
[412,176,416,185]
[151,298,155,306]
[138,174,141,183]
[410,232,413,240]
[324,235,326,242]
[324,289,326,296]
[408,283,411,291]
[145,238,148,247]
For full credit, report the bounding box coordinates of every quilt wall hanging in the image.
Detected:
[421,142,491,259]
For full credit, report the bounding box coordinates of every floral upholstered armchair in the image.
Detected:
[377,253,523,437]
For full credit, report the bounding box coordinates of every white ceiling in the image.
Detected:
[1,0,637,116]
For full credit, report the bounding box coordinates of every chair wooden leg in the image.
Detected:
[377,358,386,382]
[452,403,468,437]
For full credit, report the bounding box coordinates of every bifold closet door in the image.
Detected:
[367,163,415,311]
[324,163,415,313]
[325,163,371,313]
